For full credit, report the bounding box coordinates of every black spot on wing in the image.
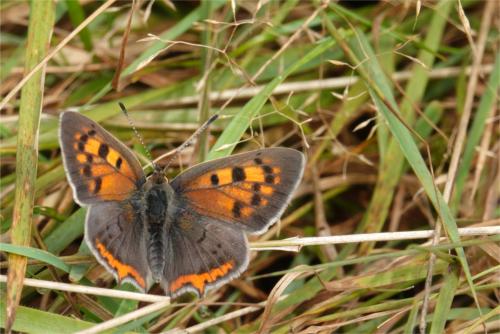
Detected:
[232,201,243,218]
[197,229,207,243]
[88,129,96,136]
[98,144,109,159]
[79,134,88,143]
[116,157,123,170]
[251,194,261,206]
[265,174,275,184]
[210,174,219,186]
[77,142,85,152]
[262,165,273,174]
[94,178,102,194]
[232,167,246,182]
[82,165,92,177]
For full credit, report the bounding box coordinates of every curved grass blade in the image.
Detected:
[0,243,70,273]
[0,300,105,334]
[346,24,482,322]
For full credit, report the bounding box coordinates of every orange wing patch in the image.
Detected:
[95,239,146,289]
[73,131,135,179]
[70,128,140,201]
[183,162,285,222]
[186,189,254,220]
[188,164,282,189]
[169,261,234,295]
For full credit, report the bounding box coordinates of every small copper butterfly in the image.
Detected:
[59,111,304,297]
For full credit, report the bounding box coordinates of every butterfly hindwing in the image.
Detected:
[59,112,145,204]
[171,148,305,234]
[85,201,150,291]
[162,209,248,297]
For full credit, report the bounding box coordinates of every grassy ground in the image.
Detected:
[1,1,499,333]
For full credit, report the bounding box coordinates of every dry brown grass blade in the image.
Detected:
[111,0,137,92]
[0,275,171,302]
[298,309,409,334]
[257,269,305,334]
[311,164,341,265]
[73,300,171,334]
[419,1,495,331]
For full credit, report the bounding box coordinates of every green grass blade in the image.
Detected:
[358,0,453,254]
[0,243,70,272]
[451,53,500,211]
[207,37,335,160]
[43,209,85,254]
[351,29,481,320]
[6,1,55,332]
[429,264,460,333]
[64,0,93,51]
[0,40,25,81]
[0,299,114,334]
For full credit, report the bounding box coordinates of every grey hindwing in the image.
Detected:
[161,210,248,298]
[85,201,150,291]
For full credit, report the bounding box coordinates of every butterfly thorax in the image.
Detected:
[142,171,177,282]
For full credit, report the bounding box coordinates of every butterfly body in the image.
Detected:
[136,172,174,282]
[60,111,305,297]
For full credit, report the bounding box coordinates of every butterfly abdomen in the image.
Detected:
[145,186,168,281]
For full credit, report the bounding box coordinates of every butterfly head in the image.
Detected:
[149,163,168,185]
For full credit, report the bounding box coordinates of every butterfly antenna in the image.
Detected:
[118,102,157,169]
[162,114,218,172]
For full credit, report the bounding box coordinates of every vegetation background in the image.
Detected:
[0,0,498,333]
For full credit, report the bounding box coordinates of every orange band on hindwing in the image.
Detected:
[169,261,235,295]
[95,239,146,289]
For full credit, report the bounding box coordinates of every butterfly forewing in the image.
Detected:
[59,112,145,204]
[171,148,305,234]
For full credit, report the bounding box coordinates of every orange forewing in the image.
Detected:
[188,163,281,189]
[183,163,282,221]
[172,148,304,233]
[60,112,145,204]
[185,187,254,220]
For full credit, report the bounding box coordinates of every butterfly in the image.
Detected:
[59,111,305,298]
